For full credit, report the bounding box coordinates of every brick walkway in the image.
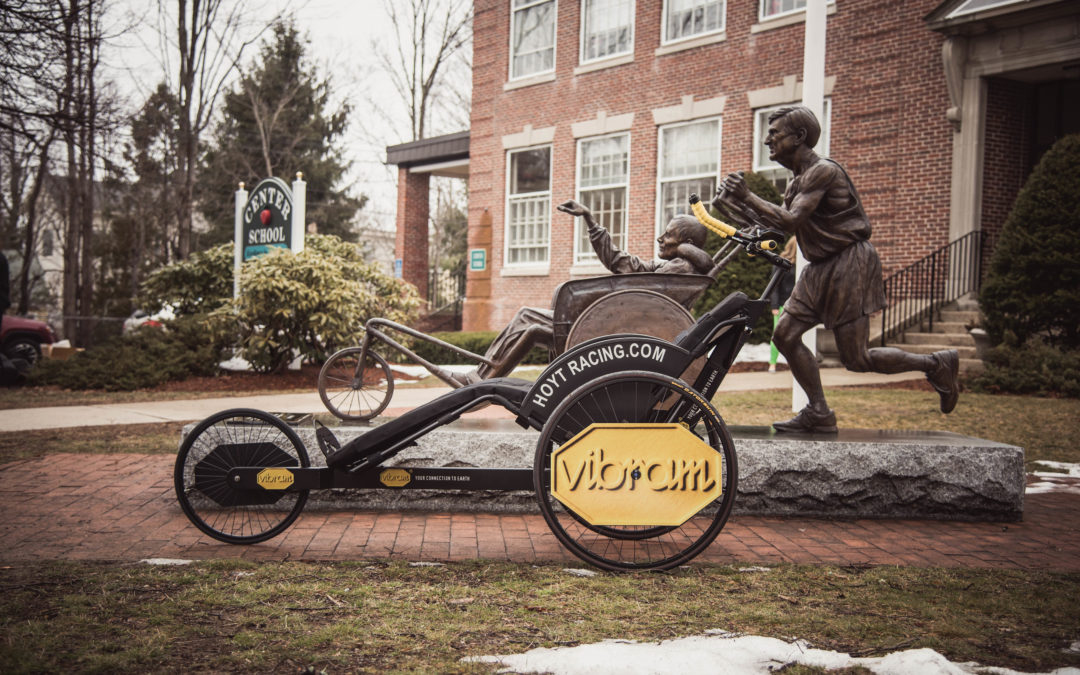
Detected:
[1,453,1077,570]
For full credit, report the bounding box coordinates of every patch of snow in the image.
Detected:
[465,633,1080,675]
[562,568,598,577]
[1031,462,1080,478]
[390,364,475,378]
[733,342,783,364]
[408,561,444,567]
[1026,472,1080,496]
[139,558,193,566]
[218,355,252,372]
[738,566,772,573]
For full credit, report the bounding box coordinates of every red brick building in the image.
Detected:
[386,0,1079,332]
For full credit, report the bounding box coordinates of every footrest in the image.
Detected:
[313,420,341,460]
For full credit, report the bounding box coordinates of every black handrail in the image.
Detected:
[880,231,990,347]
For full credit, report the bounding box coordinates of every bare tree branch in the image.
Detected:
[375,0,472,142]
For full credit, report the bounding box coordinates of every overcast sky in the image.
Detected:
[103,0,420,232]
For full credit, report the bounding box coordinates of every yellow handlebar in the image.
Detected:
[688,194,737,238]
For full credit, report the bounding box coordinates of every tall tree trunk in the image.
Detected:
[76,0,98,345]
[17,135,53,314]
[176,0,195,259]
[60,0,80,343]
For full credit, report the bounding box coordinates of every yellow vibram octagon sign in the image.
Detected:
[551,423,722,527]
[256,468,295,490]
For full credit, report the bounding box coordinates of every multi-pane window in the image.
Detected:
[657,118,720,235]
[511,0,556,79]
[581,0,634,63]
[575,134,629,264]
[506,146,552,265]
[760,0,804,20]
[760,0,834,22]
[663,0,725,44]
[753,100,831,194]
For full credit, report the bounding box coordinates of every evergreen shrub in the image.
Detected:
[968,340,1080,398]
[979,134,1080,350]
[31,316,222,391]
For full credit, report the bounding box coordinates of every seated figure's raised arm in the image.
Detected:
[558,199,657,274]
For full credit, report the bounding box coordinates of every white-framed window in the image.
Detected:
[506,145,552,265]
[510,0,556,80]
[575,133,630,264]
[657,117,721,238]
[753,100,831,194]
[581,0,634,64]
[759,0,834,22]
[662,0,725,44]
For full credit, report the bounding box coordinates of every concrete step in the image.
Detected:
[887,342,978,359]
[939,309,980,325]
[928,321,971,334]
[900,332,976,347]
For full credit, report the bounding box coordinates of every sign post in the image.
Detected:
[233,182,248,299]
[291,172,306,254]
[793,0,828,412]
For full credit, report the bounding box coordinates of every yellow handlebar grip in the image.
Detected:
[760,240,778,251]
[688,195,737,238]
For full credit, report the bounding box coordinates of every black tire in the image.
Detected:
[533,371,738,571]
[174,408,310,544]
[318,347,394,421]
[3,337,41,367]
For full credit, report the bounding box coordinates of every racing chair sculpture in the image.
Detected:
[175,196,792,571]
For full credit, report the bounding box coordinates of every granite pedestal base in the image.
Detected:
[184,418,1024,522]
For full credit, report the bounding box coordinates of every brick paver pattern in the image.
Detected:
[2,454,1077,570]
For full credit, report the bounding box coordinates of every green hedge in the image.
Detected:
[31,316,224,391]
[402,330,549,367]
[968,340,1080,398]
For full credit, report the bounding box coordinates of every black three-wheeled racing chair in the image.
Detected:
[175,199,792,571]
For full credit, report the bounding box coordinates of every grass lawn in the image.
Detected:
[0,382,1076,673]
[0,560,1077,674]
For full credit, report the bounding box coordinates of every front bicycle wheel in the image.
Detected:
[534,371,738,571]
[318,347,394,421]
[174,409,310,544]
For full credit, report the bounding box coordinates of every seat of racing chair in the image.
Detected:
[549,273,713,354]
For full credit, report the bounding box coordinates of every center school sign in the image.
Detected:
[233,173,307,297]
[241,177,294,260]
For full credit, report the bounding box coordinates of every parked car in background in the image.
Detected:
[1,315,57,367]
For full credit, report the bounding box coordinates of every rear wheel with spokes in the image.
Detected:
[318,347,394,421]
[174,409,310,544]
[534,371,738,571]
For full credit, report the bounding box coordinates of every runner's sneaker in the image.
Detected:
[927,349,960,414]
[773,406,838,433]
